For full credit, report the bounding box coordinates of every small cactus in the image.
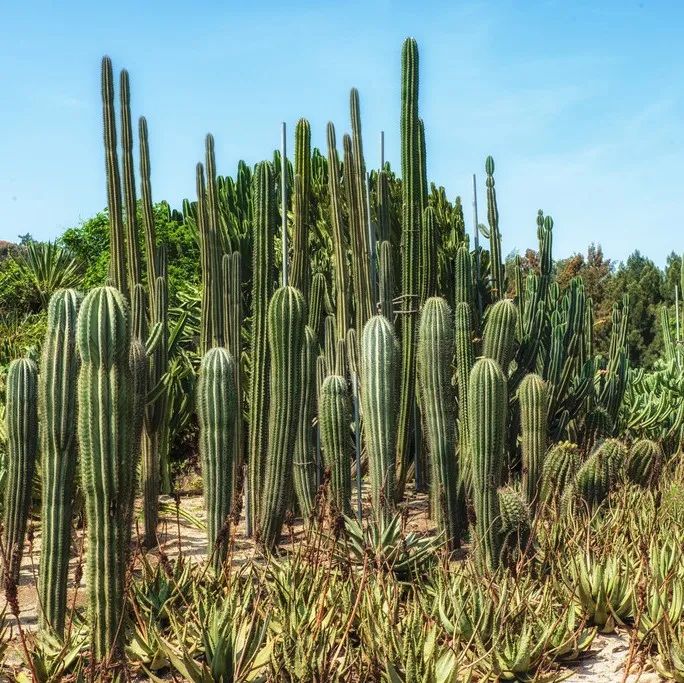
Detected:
[541,441,580,504]
[626,439,663,488]
[482,299,518,376]
[319,375,352,516]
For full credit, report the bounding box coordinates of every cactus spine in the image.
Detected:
[2,358,38,587]
[247,162,275,535]
[293,326,317,518]
[518,373,548,514]
[259,286,306,549]
[417,298,462,549]
[38,290,81,635]
[361,315,398,522]
[396,37,422,498]
[469,358,507,570]
[77,286,132,660]
[319,375,352,516]
[197,348,236,570]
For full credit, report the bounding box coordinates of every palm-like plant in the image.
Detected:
[14,241,82,307]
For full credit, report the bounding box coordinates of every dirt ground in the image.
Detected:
[0,489,663,681]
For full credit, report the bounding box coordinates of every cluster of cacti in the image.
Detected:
[1,35,653,667]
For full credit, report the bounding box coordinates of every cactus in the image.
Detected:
[498,486,531,564]
[419,207,438,303]
[396,37,423,498]
[469,358,507,570]
[541,441,580,504]
[626,439,663,488]
[38,290,81,635]
[291,118,312,298]
[101,57,127,296]
[308,272,326,339]
[482,299,518,376]
[484,155,504,300]
[293,326,317,519]
[573,439,626,511]
[378,240,394,320]
[454,301,475,490]
[518,373,548,514]
[77,286,133,660]
[247,161,275,536]
[259,286,306,549]
[142,275,168,547]
[326,123,350,342]
[417,297,462,549]
[454,243,473,308]
[2,358,38,588]
[319,375,352,516]
[361,315,399,522]
[197,348,236,570]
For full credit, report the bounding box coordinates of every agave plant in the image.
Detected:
[17,628,87,683]
[14,241,82,307]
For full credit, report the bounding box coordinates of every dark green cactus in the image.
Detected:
[38,289,81,636]
[308,272,326,339]
[419,207,438,303]
[77,286,133,661]
[259,286,306,550]
[454,243,473,308]
[247,161,275,536]
[626,439,664,488]
[326,123,350,343]
[396,37,423,498]
[139,116,159,293]
[101,57,127,297]
[482,299,518,376]
[319,375,352,516]
[518,373,548,514]
[293,326,317,519]
[291,118,312,298]
[2,358,38,587]
[361,315,399,522]
[469,358,507,570]
[541,441,580,504]
[197,347,236,571]
[417,297,462,549]
[324,314,336,375]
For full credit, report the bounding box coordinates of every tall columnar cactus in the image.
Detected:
[197,348,236,571]
[77,286,133,661]
[291,118,312,298]
[361,315,399,522]
[518,373,548,514]
[247,161,275,536]
[482,299,518,376]
[293,326,317,519]
[259,286,306,549]
[378,240,395,320]
[326,123,350,343]
[417,298,462,549]
[396,37,422,498]
[469,358,507,570]
[484,155,504,300]
[454,301,475,490]
[142,275,168,547]
[101,57,127,296]
[343,134,373,335]
[308,272,326,339]
[541,441,580,504]
[454,243,473,308]
[119,69,142,294]
[419,207,438,303]
[626,439,664,488]
[2,358,38,587]
[319,375,352,516]
[38,290,81,636]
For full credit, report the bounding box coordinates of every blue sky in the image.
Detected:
[1,1,681,265]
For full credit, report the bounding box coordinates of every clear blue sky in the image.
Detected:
[1,1,681,265]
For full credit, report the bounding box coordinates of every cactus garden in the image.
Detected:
[1,35,684,683]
